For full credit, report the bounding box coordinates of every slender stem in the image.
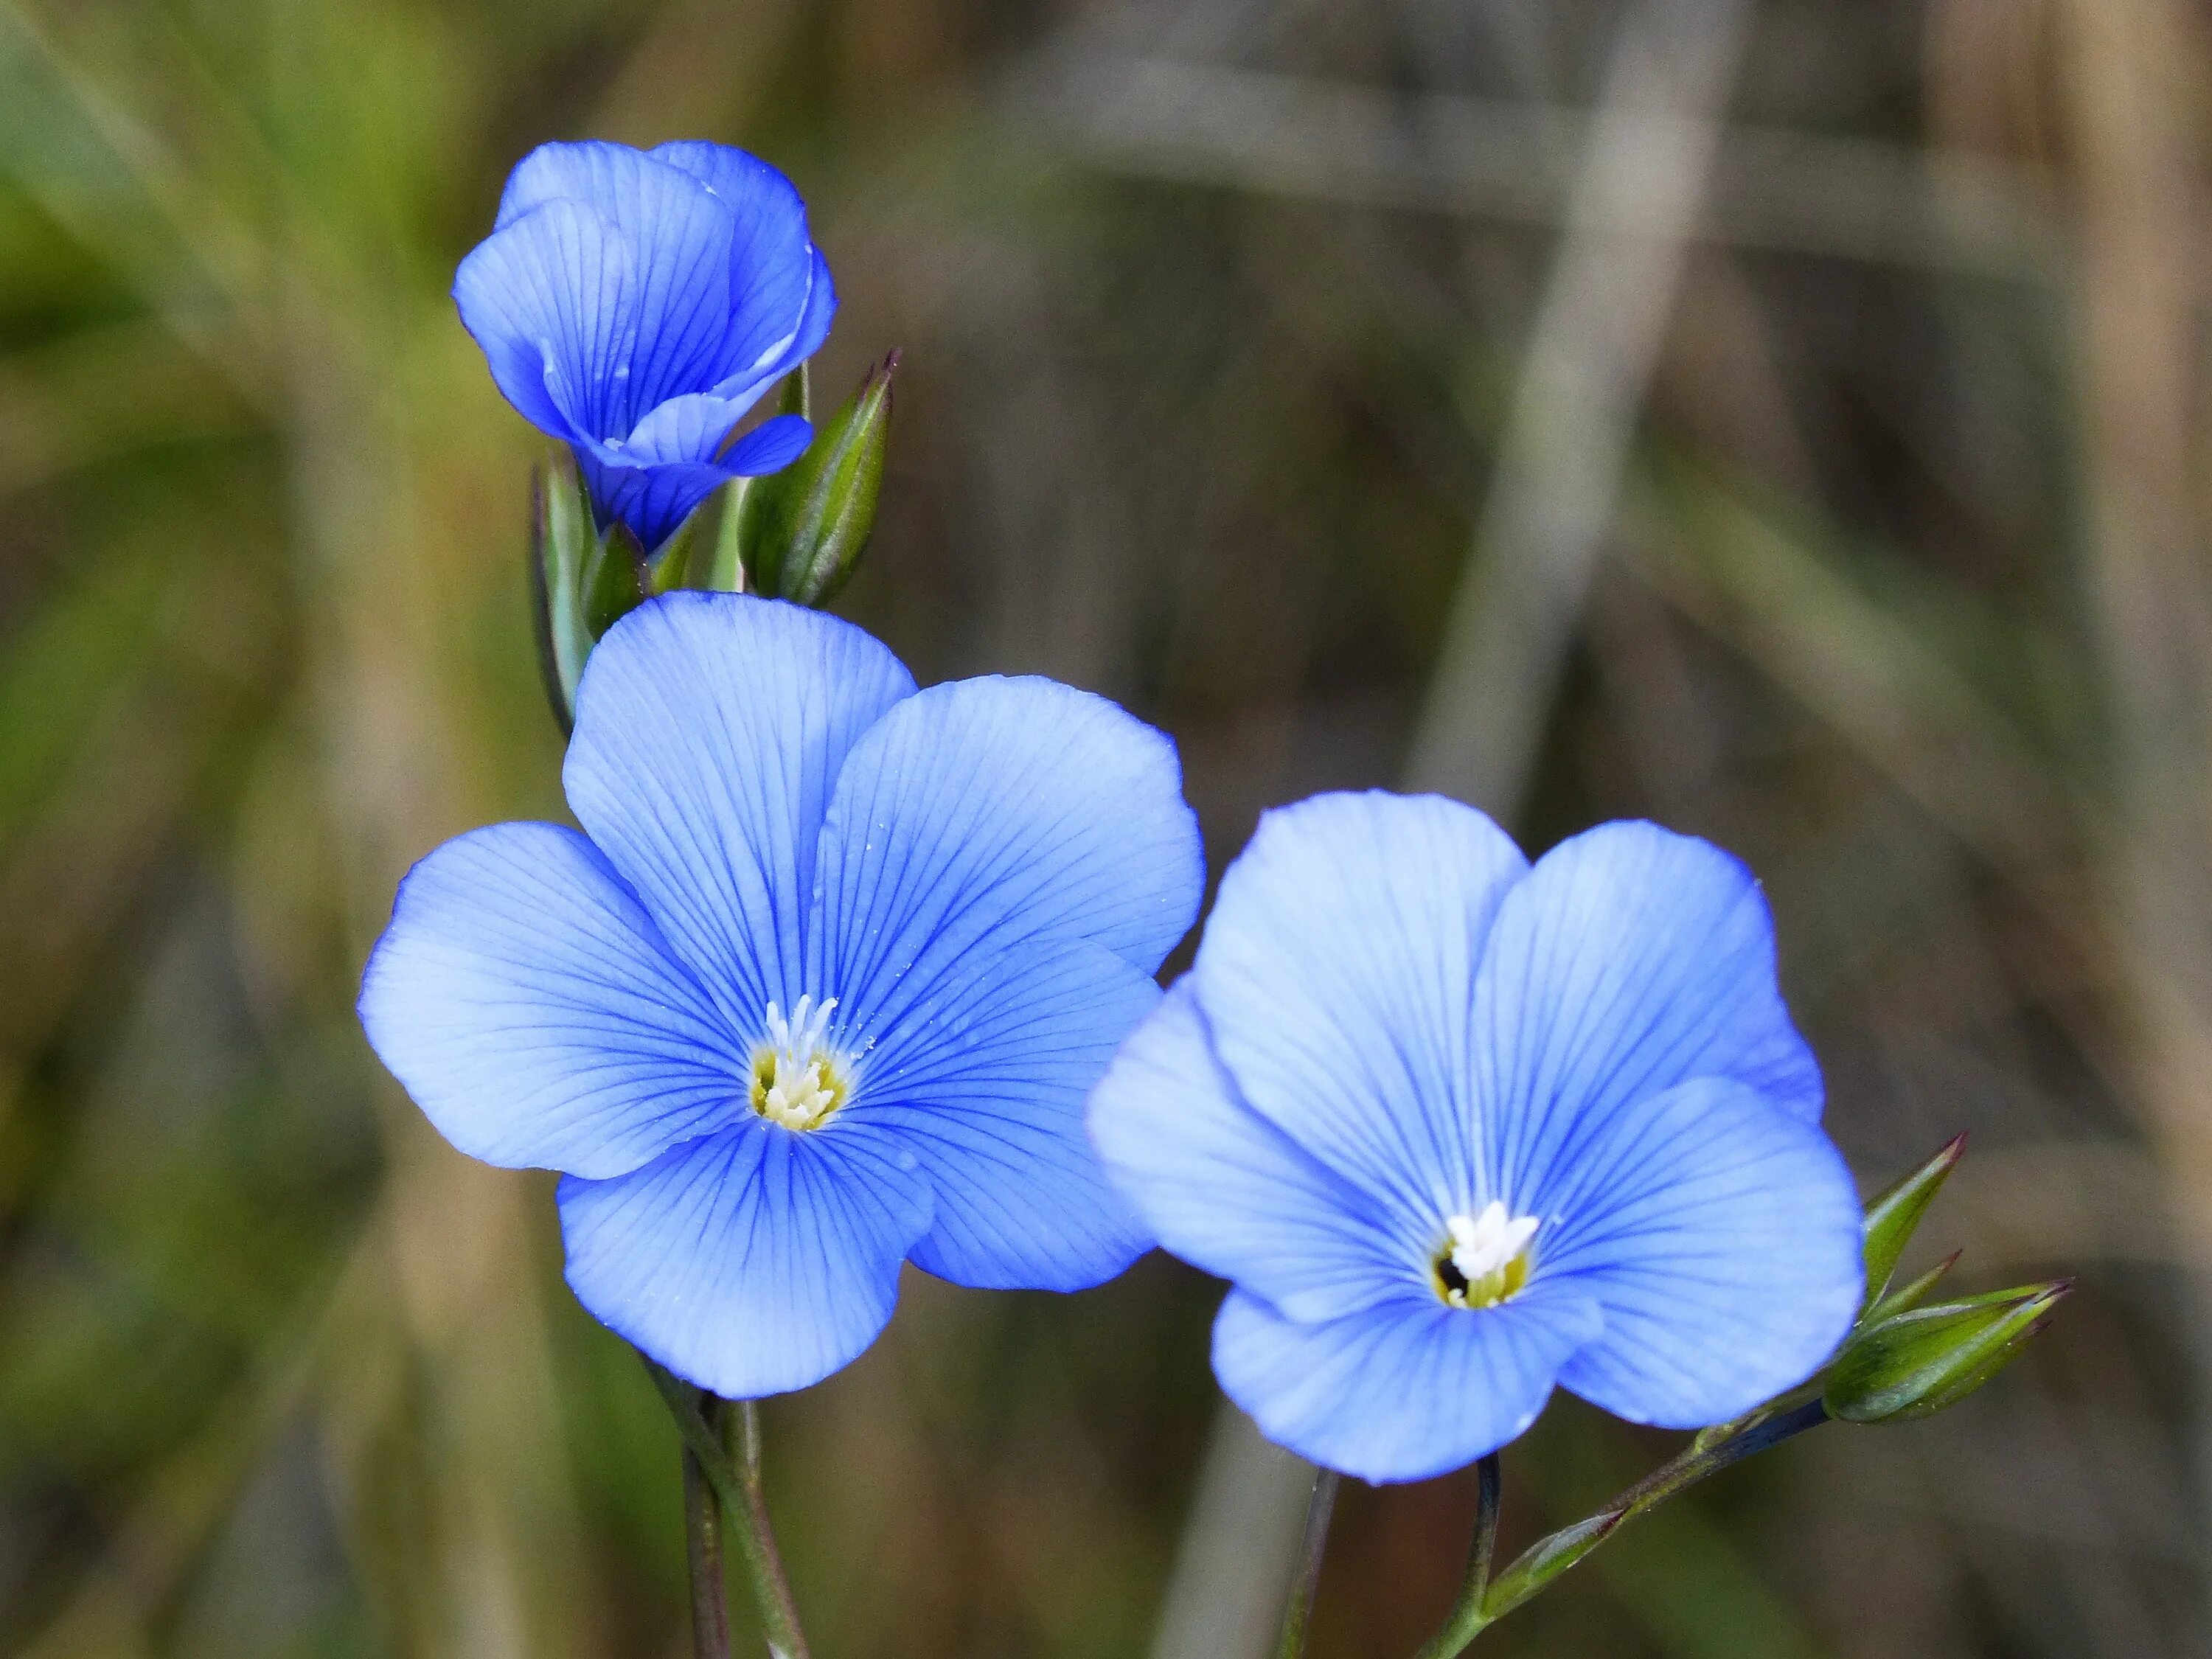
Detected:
[1409,1399,1830,1658]
[718,1399,813,1659]
[1412,1455,1503,1659]
[683,1439,732,1659]
[1275,1465,1342,1659]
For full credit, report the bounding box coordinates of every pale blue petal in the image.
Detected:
[720,413,813,476]
[810,675,1202,1021]
[852,936,1157,1290]
[1474,821,1823,1208]
[358,822,744,1178]
[559,1121,932,1397]
[1088,983,1426,1321]
[622,392,750,465]
[1212,1287,1601,1484]
[563,595,917,1034]
[1540,1077,1864,1426]
[455,198,632,442]
[1191,793,1527,1225]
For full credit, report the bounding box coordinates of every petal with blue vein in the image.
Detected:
[649,141,821,385]
[358,821,745,1179]
[559,1119,932,1397]
[1211,1286,1601,1483]
[563,594,917,1034]
[455,198,632,442]
[810,675,1203,1025]
[720,412,813,476]
[1191,792,1528,1231]
[852,934,1158,1290]
[1536,1074,1864,1426]
[1472,820,1823,1210]
[1088,982,1428,1321]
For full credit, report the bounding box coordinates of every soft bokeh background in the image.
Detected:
[0,0,2201,1653]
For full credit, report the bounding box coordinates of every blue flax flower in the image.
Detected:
[360,594,1202,1396]
[1088,792,1863,1483]
[456,140,837,551]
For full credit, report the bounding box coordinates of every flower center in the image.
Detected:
[1433,1200,1540,1310]
[749,995,854,1131]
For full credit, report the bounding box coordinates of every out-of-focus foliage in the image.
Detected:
[0,0,2199,1655]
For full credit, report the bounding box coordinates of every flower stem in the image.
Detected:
[683,1439,732,1659]
[1275,1465,1341,1659]
[643,1358,813,1659]
[1411,1455,1503,1659]
[1411,1399,1830,1658]
[720,1399,813,1659]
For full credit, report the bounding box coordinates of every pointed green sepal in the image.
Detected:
[742,350,895,607]
[1824,1280,2071,1424]
[1860,1133,1966,1308]
[530,453,599,735]
[698,364,810,593]
[582,521,648,642]
[1863,1249,1961,1326]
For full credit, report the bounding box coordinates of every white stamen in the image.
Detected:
[1438,1200,1540,1308]
[753,995,850,1130]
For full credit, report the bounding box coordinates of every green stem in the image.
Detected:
[644,1360,813,1659]
[1412,1455,1503,1659]
[683,1441,732,1659]
[1275,1466,1341,1659]
[1411,1399,1830,1658]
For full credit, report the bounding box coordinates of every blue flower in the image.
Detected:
[1088,792,1863,1484]
[359,594,1203,1396]
[455,141,837,552]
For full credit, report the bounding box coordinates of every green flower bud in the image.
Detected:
[1824,1281,2071,1425]
[741,351,896,607]
[530,451,650,734]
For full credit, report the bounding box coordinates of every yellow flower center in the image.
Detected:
[749,995,854,1131]
[1433,1201,1540,1310]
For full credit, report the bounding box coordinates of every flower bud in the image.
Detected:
[1823,1281,2071,1424]
[740,350,896,607]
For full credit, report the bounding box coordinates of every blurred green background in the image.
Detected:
[0,0,2196,1653]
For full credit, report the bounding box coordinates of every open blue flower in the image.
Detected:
[455,140,837,551]
[359,594,1202,1396]
[1088,792,1863,1484]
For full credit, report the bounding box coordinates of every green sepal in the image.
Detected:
[1862,1249,1961,1326]
[1859,1133,1966,1309]
[582,521,648,641]
[742,351,895,607]
[1824,1280,2071,1424]
[698,364,810,593]
[530,453,598,736]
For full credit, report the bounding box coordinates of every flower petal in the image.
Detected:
[648,142,824,386]
[854,936,1159,1291]
[810,675,1202,1020]
[1088,982,1425,1320]
[572,449,730,553]
[455,198,631,442]
[358,822,745,1178]
[559,1121,932,1397]
[563,594,917,1036]
[493,142,740,431]
[1539,1076,1864,1427]
[1191,792,1528,1227]
[720,412,813,476]
[1474,821,1823,1211]
[1211,1286,1601,1483]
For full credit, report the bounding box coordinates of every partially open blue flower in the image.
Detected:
[1088,792,1863,1484]
[456,141,836,551]
[360,594,1202,1396]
